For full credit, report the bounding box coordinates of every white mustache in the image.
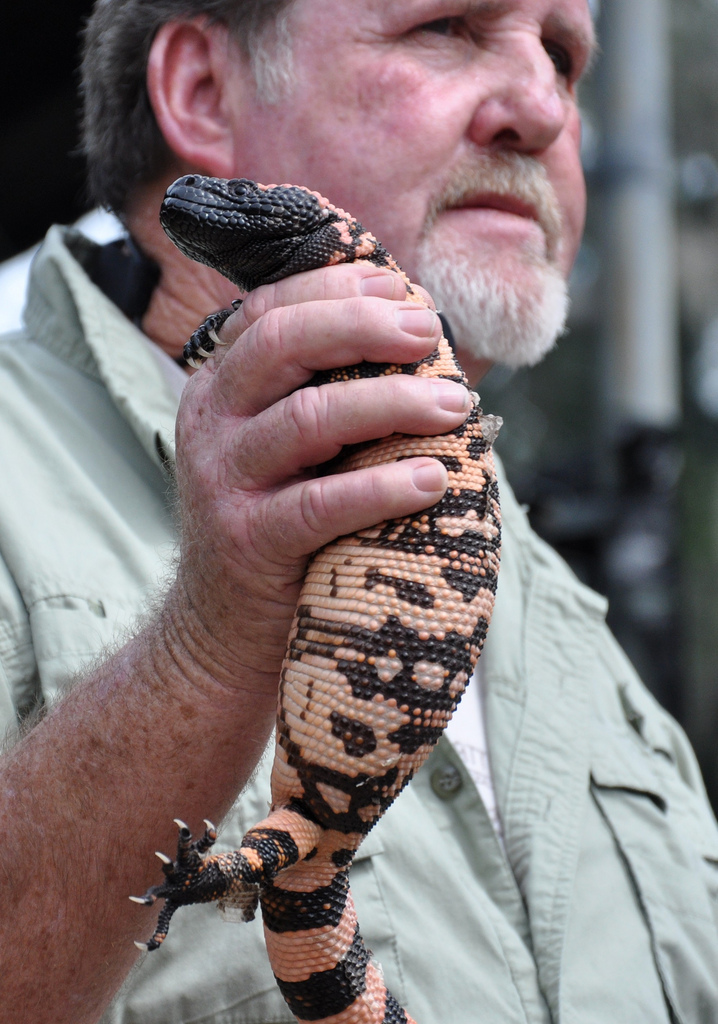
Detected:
[425,152,563,262]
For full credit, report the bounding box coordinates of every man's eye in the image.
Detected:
[419,17,455,36]
[543,41,573,78]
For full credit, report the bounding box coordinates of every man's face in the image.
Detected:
[226,0,595,370]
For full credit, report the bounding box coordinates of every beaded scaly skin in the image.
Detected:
[134,176,502,1024]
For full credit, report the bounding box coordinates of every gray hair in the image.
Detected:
[81,0,294,214]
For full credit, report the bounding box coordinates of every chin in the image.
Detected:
[415,242,569,369]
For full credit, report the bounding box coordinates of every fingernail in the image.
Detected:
[361,274,399,298]
[396,307,438,338]
[412,460,447,493]
[432,380,470,413]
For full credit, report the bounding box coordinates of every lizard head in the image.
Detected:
[160,175,345,292]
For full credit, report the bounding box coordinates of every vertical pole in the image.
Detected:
[600,0,680,428]
[596,0,682,712]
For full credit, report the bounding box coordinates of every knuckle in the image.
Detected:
[385,372,415,399]
[346,296,376,333]
[299,482,332,537]
[362,468,386,507]
[377,373,424,415]
[329,297,363,339]
[325,296,387,350]
[285,385,327,447]
[251,304,290,363]
[240,286,272,326]
[316,264,355,298]
[313,263,374,300]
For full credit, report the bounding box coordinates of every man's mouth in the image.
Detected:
[424,153,564,263]
[456,193,541,224]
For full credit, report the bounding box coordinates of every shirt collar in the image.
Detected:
[23,225,182,473]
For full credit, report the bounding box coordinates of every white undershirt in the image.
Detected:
[144,338,503,841]
[446,663,504,843]
[145,337,190,398]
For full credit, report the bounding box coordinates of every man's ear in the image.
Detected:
[147,19,247,179]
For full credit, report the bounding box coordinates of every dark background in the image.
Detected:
[0,1,94,259]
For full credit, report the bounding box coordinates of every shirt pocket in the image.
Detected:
[591,735,718,1023]
[28,593,133,703]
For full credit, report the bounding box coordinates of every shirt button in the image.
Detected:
[431,764,463,799]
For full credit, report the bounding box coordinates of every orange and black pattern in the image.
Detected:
[135,177,502,1024]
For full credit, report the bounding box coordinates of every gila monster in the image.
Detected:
[133,175,502,1024]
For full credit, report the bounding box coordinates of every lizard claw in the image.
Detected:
[183,308,236,367]
[131,818,229,951]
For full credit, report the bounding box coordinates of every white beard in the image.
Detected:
[416,243,569,369]
[416,151,570,368]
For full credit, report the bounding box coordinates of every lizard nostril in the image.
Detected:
[184,175,196,187]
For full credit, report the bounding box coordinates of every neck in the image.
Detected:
[126,178,240,361]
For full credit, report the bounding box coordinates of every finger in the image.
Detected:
[260,458,449,561]
[208,298,442,416]
[228,264,409,338]
[231,374,471,487]
[205,264,407,368]
[230,274,437,358]
[410,283,437,310]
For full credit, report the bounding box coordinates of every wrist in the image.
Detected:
[157,572,287,700]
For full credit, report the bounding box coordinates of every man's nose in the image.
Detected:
[467,41,567,154]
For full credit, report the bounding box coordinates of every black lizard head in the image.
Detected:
[161,175,353,292]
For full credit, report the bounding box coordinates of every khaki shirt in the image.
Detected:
[1,226,717,1024]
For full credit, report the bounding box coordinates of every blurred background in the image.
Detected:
[1,0,717,803]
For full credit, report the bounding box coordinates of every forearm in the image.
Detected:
[0,586,277,1024]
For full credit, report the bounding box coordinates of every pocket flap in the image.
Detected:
[592,730,718,864]
[590,733,668,809]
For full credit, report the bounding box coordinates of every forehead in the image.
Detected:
[359,0,596,48]
[287,0,598,81]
